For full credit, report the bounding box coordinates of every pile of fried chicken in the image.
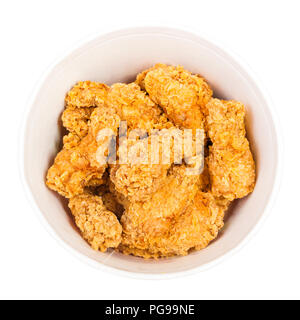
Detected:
[46,64,255,258]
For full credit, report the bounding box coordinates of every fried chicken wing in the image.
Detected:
[142,64,212,129]
[206,98,255,200]
[69,194,122,252]
[46,143,105,198]
[119,185,229,258]
[170,192,229,254]
[120,191,229,258]
[120,165,201,255]
[46,105,120,198]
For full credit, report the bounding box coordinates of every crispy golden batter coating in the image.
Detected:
[109,124,196,203]
[46,106,120,198]
[62,81,109,138]
[206,99,255,200]
[198,157,211,192]
[110,162,169,203]
[69,194,122,252]
[120,192,229,258]
[62,106,95,138]
[208,145,255,200]
[106,83,172,132]
[120,165,201,256]
[62,132,81,150]
[109,133,180,202]
[46,142,106,198]
[65,81,109,108]
[176,192,229,253]
[136,63,170,90]
[206,99,246,148]
[119,161,229,258]
[142,64,212,129]
[105,82,176,202]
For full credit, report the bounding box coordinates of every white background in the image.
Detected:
[0,0,298,300]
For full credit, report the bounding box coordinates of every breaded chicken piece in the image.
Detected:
[106,83,172,132]
[120,191,229,258]
[136,63,170,90]
[120,165,201,255]
[69,194,122,252]
[106,83,176,202]
[206,98,255,200]
[62,106,95,138]
[208,145,255,200]
[46,106,120,198]
[65,81,109,108]
[206,99,247,148]
[110,162,169,203]
[48,81,113,197]
[142,64,212,129]
[110,125,190,202]
[110,134,172,202]
[46,140,105,198]
[171,192,229,254]
[62,81,109,138]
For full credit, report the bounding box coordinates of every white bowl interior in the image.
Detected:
[23,28,278,275]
